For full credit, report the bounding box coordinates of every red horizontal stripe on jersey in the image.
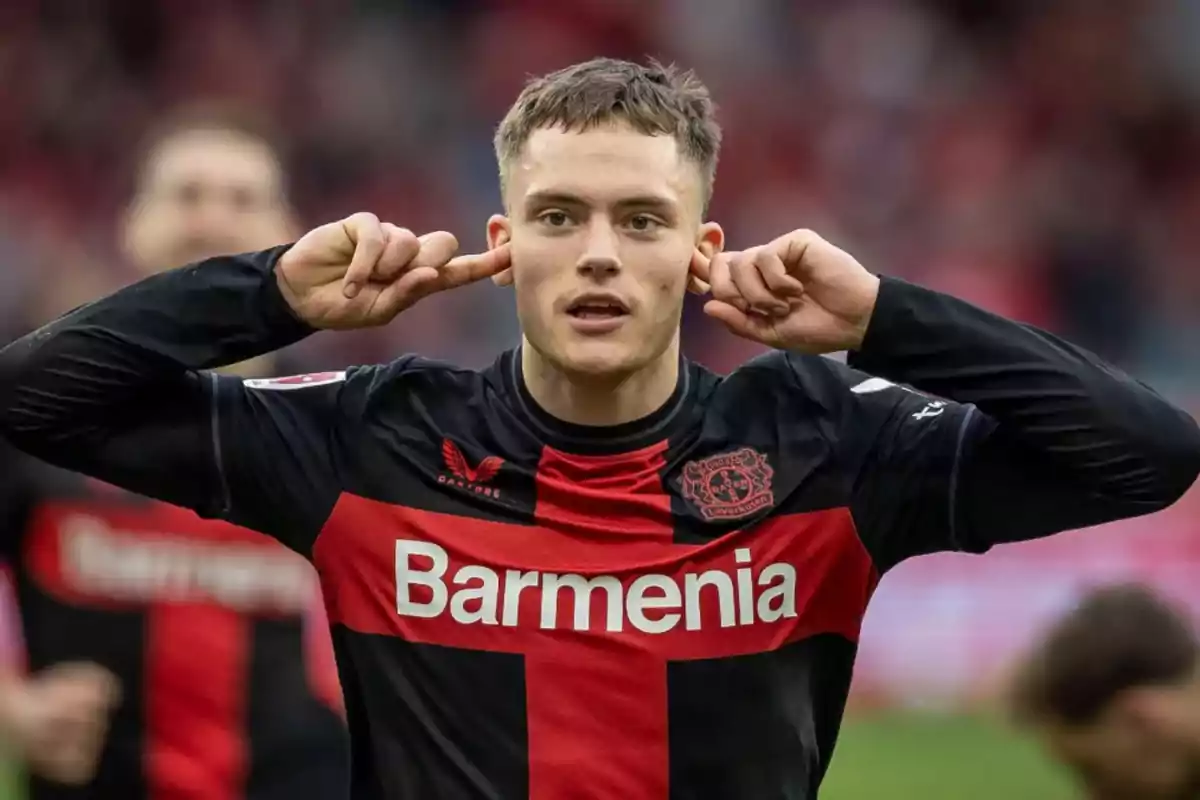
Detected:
[318,499,872,656]
[315,491,876,799]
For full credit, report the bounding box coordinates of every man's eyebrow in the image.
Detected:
[524,191,588,209]
[613,194,677,213]
[524,191,678,211]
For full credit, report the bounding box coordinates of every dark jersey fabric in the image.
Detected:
[1,248,1198,799]
[0,446,348,800]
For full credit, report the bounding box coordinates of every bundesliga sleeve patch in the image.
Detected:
[849,377,897,395]
[243,372,347,391]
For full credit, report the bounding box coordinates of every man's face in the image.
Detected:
[489,125,722,379]
[1039,702,1200,799]
[123,129,294,273]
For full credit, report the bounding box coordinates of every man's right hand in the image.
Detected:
[276,212,512,329]
[0,662,121,785]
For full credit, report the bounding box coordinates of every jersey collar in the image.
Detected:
[497,347,696,454]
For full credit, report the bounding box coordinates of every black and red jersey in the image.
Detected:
[0,447,348,800]
[1,248,1198,799]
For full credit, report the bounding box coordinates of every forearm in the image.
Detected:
[848,276,1200,507]
[0,247,311,448]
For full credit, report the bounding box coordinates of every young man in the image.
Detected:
[0,113,348,799]
[1011,584,1200,800]
[1,58,1198,799]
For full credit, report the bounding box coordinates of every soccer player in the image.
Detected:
[0,113,348,798]
[1011,584,1200,799]
[2,57,1199,799]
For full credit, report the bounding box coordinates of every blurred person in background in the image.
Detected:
[2,55,1198,800]
[1011,584,1200,800]
[0,111,348,799]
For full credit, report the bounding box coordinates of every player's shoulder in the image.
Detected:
[232,355,495,445]
[339,354,492,417]
[711,349,885,410]
[707,349,945,431]
[240,355,482,401]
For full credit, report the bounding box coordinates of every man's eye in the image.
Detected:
[628,215,662,232]
[540,211,569,227]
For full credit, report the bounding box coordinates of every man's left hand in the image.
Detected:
[693,229,880,354]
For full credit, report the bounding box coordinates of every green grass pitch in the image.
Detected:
[0,713,1077,798]
[822,712,1077,799]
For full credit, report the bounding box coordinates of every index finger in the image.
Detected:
[708,251,741,307]
[688,249,712,295]
[439,243,513,289]
[690,248,712,282]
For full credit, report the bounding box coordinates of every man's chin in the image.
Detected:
[555,340,641,380]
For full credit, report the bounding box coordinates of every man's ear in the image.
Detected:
[696,221,724,259]
[487,214,513,287]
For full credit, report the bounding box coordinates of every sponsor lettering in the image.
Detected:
[394,540,798,635]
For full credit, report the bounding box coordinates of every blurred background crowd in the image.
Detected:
[1,0,1198,796]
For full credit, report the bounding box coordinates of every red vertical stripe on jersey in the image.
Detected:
[528,442,673,800]
[533,442,674,537]
[525,649,669,799]
[146,605,247,800]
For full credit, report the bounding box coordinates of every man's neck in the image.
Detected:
[521,338,680,427]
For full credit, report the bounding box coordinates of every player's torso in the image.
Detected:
[315,354,880,800]
[13,462,346,800]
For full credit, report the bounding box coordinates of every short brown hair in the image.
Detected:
[1010,584,1198,726]
[494,57,722,206]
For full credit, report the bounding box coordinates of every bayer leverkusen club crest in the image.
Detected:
[680,447,775,521]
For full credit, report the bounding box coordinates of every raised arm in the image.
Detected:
[699,228,1200,570]
[0,214,509,552]
[0,247,311,516]
[840,277,1200,569]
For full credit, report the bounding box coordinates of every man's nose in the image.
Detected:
[575,221,621,279]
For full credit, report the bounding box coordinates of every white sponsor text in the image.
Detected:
[395,540,798,634]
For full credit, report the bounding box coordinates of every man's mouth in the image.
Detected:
[566,296,630,320]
